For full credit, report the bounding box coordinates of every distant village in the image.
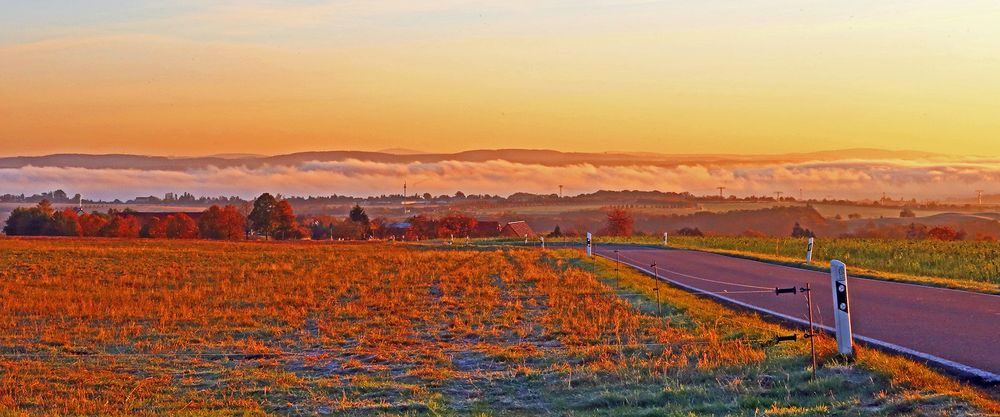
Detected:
[3,188,999,241]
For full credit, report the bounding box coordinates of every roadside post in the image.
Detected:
[806,237,814,264]
[586,232,592,257]
[540,236,545,250]
[663,232,669,246]
[830,260,854,356]
[803,283,817,379]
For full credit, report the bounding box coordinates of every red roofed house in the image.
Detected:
[499,221,536,238]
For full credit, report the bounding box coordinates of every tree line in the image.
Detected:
[2,193,309,240]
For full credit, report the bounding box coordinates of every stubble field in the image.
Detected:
[0,238,995,416]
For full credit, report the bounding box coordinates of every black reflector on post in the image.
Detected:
[775,287,797,295]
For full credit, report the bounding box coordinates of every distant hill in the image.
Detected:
[0,148,950,171]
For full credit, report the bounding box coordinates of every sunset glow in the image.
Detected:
[4,1,1000,156]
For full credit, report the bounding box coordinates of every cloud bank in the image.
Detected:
[2,158,999,201]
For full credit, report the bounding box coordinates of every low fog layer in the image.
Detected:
[2,157,998,201]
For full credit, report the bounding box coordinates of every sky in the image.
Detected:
[2,0,1000,157]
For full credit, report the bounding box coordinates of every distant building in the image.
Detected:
[499,221,536,238]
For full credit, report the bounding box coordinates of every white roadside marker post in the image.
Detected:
[663,232,669,246]
[540,236,545,250]
[806,237,814,264]
[830,260,854,356]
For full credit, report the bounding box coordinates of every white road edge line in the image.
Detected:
[595,252,1000,383]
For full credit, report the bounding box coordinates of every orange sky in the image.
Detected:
[2,1,1000,157]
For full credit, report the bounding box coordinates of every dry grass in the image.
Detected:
[575,251,1000,416]
[0,238,995,416]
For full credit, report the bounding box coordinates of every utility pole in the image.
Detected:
[716,186,726,200]
[976,190,984,206]
[774,191,783,201]
[559,185,563,199]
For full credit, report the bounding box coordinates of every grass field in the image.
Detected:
[0,238,996,415]
[539,235,1000,294]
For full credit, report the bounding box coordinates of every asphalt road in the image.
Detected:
[592,245,1000,383]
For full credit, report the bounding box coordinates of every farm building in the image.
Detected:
[499,221,536,238]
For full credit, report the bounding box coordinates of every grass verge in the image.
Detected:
[555,248,1000,416]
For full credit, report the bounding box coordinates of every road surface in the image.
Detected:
[592,245,1000,383]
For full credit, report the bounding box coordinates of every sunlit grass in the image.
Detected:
[0,238,994,415]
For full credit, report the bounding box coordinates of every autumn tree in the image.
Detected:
[50,209,82,236]
[272,200,305,240]
[3,201,55,236]
[605,209,634,236]
[436,214,477,238]
[330,218,365,240]
[309,221,331,240]
[142,217,167,238]
[348,204,370,238]
[164,213,199,239]
[198,205,246,240]
[248,193,280,239]
[79,213,110,237]
[406,215,437,240]
[101,215,141,238]
[369,217,389,239]
[37,199,54,216]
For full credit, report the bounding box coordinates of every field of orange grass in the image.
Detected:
[0,238,994,416]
